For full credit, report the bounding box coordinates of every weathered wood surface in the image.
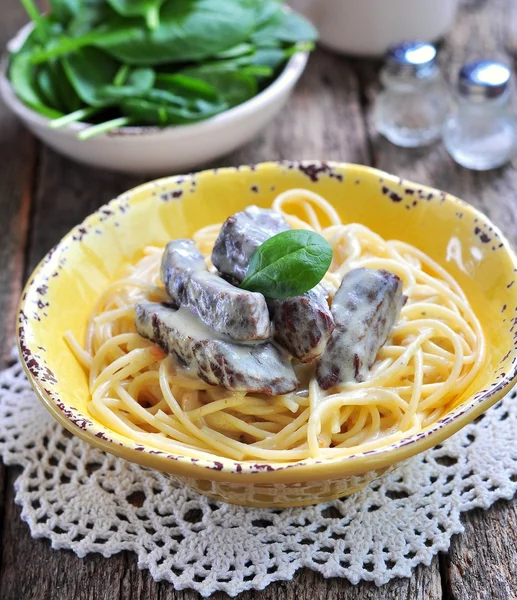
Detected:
[0,2,38,595]
[0,0,515,598]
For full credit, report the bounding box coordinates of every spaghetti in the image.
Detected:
[67,190,485,462]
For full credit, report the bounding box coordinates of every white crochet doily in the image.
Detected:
[1,351,517,597]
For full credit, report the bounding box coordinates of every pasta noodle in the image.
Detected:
[67,190,485,462]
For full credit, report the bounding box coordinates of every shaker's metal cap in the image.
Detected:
[458,60,511,101]
[385,41,437,77]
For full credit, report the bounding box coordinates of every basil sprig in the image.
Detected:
[241,230,333,300]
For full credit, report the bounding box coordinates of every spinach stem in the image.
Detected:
[242,65,273,77]
[20,0,42,26]
[30,34,103,64]
[113,64,130,87]
[78,116,133,140]
[50,107,99,129]
[20,0,47,43]
[146,5,161,30]
[284,42,314,58]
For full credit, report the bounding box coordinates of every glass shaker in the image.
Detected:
[374,41,450,147]
[443,60,517,170]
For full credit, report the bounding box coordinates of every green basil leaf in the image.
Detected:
[241,230,333,300]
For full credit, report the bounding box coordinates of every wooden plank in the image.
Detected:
[24,148,146,274]
[356,0,517,597]
[357,0,517,249]
[0,0,39,591]
[221,49,370,166]
[0,147,147,600]
[443,501,517,600]
[0,47,439,600]
[0,2,37,363]
[0,508,444,600]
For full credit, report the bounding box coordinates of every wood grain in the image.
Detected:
[4,43,439,600]
[443,501,517,600]
[0,0,516,597]
[356,1,517,598]
[356,0,517,249]
[0,3,37,363]
[0,146,147,600]
[0,0,39,589]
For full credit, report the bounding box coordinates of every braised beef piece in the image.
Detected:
[161,239,271,341]
[316,268,406,390]
[135,302,297,395]
[212,205,289,282]
[212,206,335,362]
[267,285,334,363]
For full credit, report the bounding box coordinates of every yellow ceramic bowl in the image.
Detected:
[17,161,517,508]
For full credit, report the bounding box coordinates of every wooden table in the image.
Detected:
[1,0,517,598]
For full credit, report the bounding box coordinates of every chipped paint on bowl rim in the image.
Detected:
[16,161,517,484]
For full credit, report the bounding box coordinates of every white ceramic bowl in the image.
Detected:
[289,0,459,57]
[0,23,309,175]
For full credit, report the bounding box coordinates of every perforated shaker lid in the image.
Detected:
[385,41,438,78]
[458,60,511,101]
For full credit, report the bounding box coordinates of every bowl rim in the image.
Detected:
[17,161,517,481]
[0,21,309,140]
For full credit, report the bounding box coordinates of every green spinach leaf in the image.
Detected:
[50,0,83,24]
[97,0,256,66]
[47,60,83,112]
[106,0,165,29]
[20,0,51,43]
[66,1,115,37]
[62,47,121,106]
[214,43,254,60]
[275,11,318,44]
[252,3,317,47]
[251,47,286,70]
[98,67,155,101]
[251,0,284,46]
[181,64,257,108]
[241,230,333,300]
[145,88,226,114]
[121,95,227,125]
[9,52,62,118]
[31,0,256,66]
[155,73,220,100]
[10,0,316,137]
[36,65,68,112]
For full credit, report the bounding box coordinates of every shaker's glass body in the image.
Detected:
[375,70,450,148]
[444,95,517,171]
